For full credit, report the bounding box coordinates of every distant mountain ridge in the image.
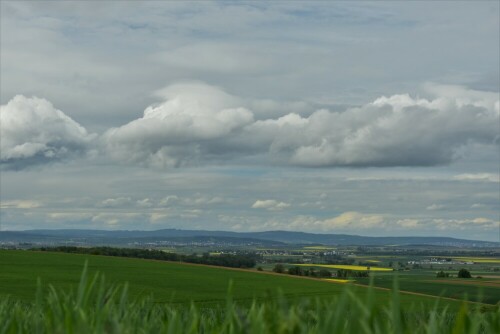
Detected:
[1,228,498,247]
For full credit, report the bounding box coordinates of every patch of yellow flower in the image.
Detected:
[295,264,393,271]
[209,252,222,256]
[303,246,337,250]
[324,278,352,283]
[356,255,400,259]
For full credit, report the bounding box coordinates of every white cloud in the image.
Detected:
[182,196,228,206]
[91,212,144,226]
[267,214,498,235]
[257,212,388,232]
[0,95,94,169]
[98,197,132,208]
[180,209,203,219]
[101,83,499,168]
[283,85,499,167]
[0,200,42,209]
[432,218,498,231]
[252,199,290,211]
[396,219,420,228]
[103,83,254,168]
[395,217,498,232]
[150,212,172,223]
[1,84,497,170]
[453,173,500,183]
[159,195,179,206]
[317,212,385,229]
[136,198,154,208]
[47,212,93,222]
[426,204,445,211]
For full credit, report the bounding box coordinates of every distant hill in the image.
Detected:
[1,229,497,247]
[0,230,285,247]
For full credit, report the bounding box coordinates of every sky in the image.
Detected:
[0,1,499,241]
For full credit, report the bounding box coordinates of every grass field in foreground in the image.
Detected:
[2,267,498,334]
[0,250,460,309]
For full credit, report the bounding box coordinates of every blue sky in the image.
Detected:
[0,1,499,241]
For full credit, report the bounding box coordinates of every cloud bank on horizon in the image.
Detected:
[2,82,498,170]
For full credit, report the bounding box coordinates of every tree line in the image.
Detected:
[436,268,473,279]
[272,264,369,278]
[36,246,259,269]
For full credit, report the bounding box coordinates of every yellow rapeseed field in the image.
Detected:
[353,255,397,259]
[295,264,393,271]
[303,246,337,250]
[323,278,353,283]
[209,252,222,256]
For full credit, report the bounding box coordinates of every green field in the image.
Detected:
[3,250,500,333]
[355,271,500,305]
[0,250,463,309]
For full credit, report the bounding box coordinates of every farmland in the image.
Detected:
[2,249,500,334]
[254,245,500,305]
[2,246,500,334]
[355,270,500,305]
[264,249,500,305]
[0,250,467,309]
[6,241,499,306]
[2,268,498,334]
[0,251,395,302]
[0,250,348,304]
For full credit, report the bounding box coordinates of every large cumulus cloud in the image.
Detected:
[0,95,94,169]
[102,83,254,167]
[257,89,498,167]
[103,83,499,168]
[2,84,497,169]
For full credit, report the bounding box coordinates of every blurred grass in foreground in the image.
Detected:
[1,265,499,334]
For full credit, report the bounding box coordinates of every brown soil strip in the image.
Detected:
[473,275,500,279]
